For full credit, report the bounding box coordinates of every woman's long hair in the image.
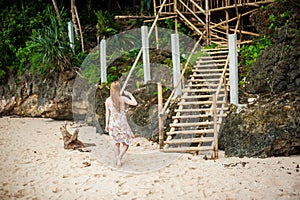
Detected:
[110,81,122,112]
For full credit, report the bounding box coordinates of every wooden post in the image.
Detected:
[153,0,159,49]
[205,0,210,45]
[141,26,151,83]
[100,39,107,83]
[157,82,164,149]
[229,34,238,106]
[171,33,182,97]
[212,93,218,159]
[68,21,75,54]
[174,0,178,33]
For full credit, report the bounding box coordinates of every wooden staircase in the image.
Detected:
[162,48,229,158]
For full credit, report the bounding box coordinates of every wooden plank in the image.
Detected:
[178,100,226,105]
[180,94,225,99]
[164,137,214,144]
[167,129,214,135]
[192,69,228,72]
[197,59,227,63]
[172,114,227,119]
[182,88,223,93]
[170,121,214,127]
[161,146,213,152]
[197,55,228,59]
[175,107,228,112]
[194,63,225,68]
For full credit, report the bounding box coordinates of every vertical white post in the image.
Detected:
[141,26,151,83]
[100,39,107,83]
[229,34,238,106]
[68,21,75,54]
[171,33,182,97]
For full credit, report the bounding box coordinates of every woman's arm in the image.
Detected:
[105,99,110,132]
[122,91,137,106]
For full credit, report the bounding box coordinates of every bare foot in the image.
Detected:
[116,158,122,168]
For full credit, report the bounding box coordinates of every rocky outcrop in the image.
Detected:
[219,92,300,157]
[0,70,75,119]
[219,0,300,157]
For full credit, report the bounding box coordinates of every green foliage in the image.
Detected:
[164,19,186,34]
[95,10,118,39]
[239,36,272,79]
[269,10,292,30]
[22,6,73,75]
[0,1,49,78]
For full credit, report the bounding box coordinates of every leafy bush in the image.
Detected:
[24,6,75,75]
[239,36,272,80]
[0,1,49,78]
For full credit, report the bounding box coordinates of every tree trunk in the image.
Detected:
[52,0,60,19]
[60,122,85,150]
[71,0,84,52]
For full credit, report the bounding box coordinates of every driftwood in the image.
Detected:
[60,122,86,151]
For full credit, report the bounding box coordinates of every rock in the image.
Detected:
[0,69,75,119]
[219,92,300,157]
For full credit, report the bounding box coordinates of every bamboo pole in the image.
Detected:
[144,15,177,23]
[210,9,258,29]
[114,15,155,19]
[212,93,218,159]
[176,10,204,36]
[174,0,178,33]
[178,0,205,25]
[209,0,274,12]
[153,0,159,49]
[157,82,164,149]
[205,0,210,45]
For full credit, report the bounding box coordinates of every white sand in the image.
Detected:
[0,117,299,199]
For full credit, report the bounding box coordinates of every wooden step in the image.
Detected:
[202,48,228,52]
[182,88,221,92]
[192,68,228,73]
[198,55,228,59]
[194,63,224,68]
[189,83,228,87]
[164,137,214,144]
[188,78,228,82]
[189,75,229,81]
[175,107,228,112]
[196,59,227,64]
[170,121,214,127]
[172,114,227,119]
[178,101,226,106]
[162,146,213,153]
[180,94,225,99]
[201,51,228,55]
[167,129,214,135]
[191,73,229,77]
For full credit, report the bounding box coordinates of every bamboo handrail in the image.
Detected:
[121,0,168,94]
[209,54,230,115]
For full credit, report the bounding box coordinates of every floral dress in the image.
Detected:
[106,97,134,145]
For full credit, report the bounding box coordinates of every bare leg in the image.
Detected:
[119,142,129,163]
[114,143,121,167]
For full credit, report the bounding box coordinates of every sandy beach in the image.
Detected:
[0,117,299,199]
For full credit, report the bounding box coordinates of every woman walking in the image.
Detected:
[105,81,137,168]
